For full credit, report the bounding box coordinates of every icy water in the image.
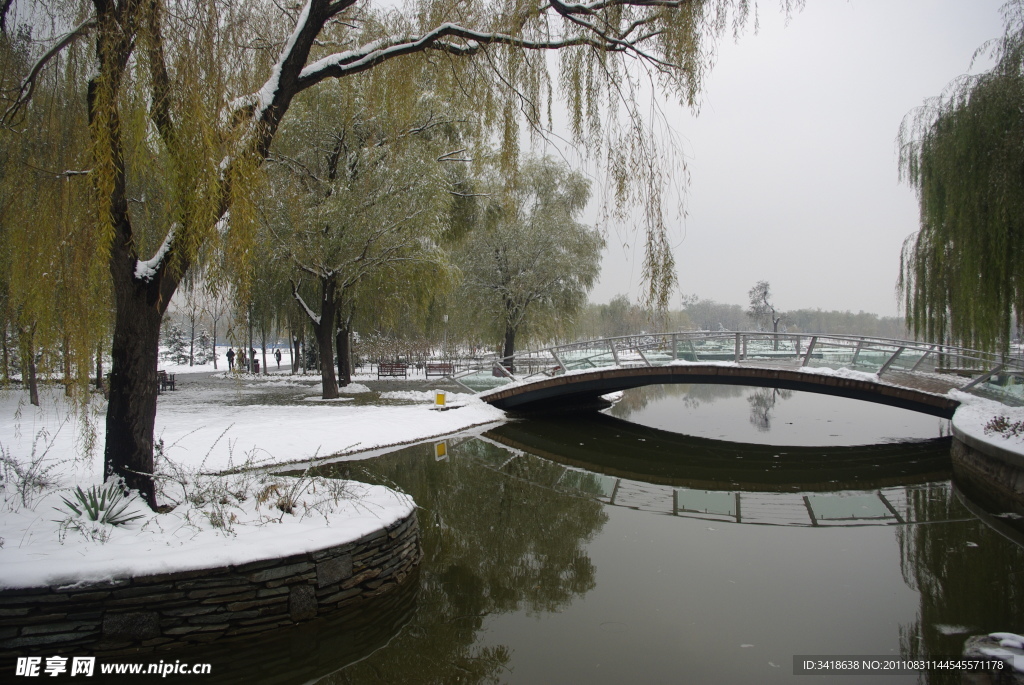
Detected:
[196,386,1023,684]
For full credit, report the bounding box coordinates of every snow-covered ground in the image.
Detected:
[0,368,505,590]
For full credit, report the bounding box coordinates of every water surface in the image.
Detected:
[300,386,1024,684]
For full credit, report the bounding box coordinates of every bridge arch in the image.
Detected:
[480,364,961,417]
[464,332,1022,415]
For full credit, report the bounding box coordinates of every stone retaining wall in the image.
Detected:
[0,510,420,656]
[952,438,1024,516]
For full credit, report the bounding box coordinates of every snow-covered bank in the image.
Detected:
[949,389,1024,460]
[0,379,506,590]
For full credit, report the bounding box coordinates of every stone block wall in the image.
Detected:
[952,433,1024,515]
[0,511,420,656]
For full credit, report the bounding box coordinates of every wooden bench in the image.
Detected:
[425,362,454,377]
[377,362,408,379]
[157,370,176,392]
[156,368,177,389]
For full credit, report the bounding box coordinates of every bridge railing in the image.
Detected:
[449,332,1024,404]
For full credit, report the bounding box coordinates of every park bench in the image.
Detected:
[157,370,176,392]
[425,362,455,377]
[377,362,408,379]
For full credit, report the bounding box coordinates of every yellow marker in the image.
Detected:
[434,390,446,407]
[434,441,448,460]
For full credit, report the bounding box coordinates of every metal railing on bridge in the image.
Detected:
[448,331,1024,406]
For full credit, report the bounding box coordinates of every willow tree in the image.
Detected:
[263,85,457,398]
[898,0,1024,351]
[0,20,102,407]
[4,0,767,507]
[458,156,604,361]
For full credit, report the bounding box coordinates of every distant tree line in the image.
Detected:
[573,292,909,340]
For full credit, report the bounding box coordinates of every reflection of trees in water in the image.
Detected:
[747,387,793,432]
[318,439,608,684]
[896,483,1024,685]
[608,383,747,417]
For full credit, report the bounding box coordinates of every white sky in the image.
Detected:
[585,0,1007,316]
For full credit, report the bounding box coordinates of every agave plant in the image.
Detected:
[58,481,144,527]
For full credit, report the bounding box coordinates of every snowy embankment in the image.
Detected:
[0,370,505,590]
[948,389,1024,459]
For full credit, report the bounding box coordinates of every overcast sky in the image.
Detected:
[583,0,1007,317]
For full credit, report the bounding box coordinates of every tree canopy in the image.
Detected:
[458,156,604,359]
[898,0,1024,350]
[0,0,778,506]
[747,280,781,333]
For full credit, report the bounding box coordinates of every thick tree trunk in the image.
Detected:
[211,320,218,370]
[104,283,163,508]
[291,330,300,374]
[336,322,351,387]
[315,285,339,399]
[502,325,516,373]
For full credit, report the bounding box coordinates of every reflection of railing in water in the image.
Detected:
[450,331,1024,406]
[464,436,973,529]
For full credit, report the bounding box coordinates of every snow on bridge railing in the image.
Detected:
[446,332,1024,404]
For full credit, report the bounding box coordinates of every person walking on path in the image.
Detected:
[275,348,282,370]
[226,348,235,371]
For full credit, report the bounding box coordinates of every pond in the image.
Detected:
[192,385,1024,684]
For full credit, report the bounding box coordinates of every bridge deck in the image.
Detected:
[455,332,1024,414]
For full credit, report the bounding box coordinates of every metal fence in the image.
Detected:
[448,332,1024,405]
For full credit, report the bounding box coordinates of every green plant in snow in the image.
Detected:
[57,481,144,527]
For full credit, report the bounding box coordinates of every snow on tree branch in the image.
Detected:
[134,223,177,282]
[2,17,97,124]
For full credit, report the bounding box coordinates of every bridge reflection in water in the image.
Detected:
[476,413,967,529]
[300,415,1022,685]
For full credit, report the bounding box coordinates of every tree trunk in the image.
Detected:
[314,280,339,399]
[336,322,352,387]
[23,329,39,407]
[502,324,516,373]
[62,336,72,396]
[188,318,195,366]
[291,330,300,374]
[2,322,9,383]
[247,311,254,373]
[104,282,163,508]
[95,343,104,392]
[211,319,218,370]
